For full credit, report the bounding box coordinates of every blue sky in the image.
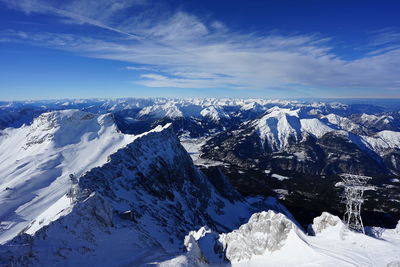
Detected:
[0,0,399,100]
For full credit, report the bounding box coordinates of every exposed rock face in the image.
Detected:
[220,211,294,262]
[175,210,400,267]
[77,123,228,242]
[184,226,225,265]
[183,210,300,264]
[309,212,342,235]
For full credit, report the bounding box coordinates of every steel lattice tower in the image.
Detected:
[340,174,373,233]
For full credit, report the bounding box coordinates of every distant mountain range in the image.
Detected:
[0,98,399,266]
[3,98,400,175]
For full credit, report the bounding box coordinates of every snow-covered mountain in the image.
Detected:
[0,114,290,266]
[201,106,400,175]
[254,107,337,151]
[0,101,399,266]
[350,113,400,133]
[0,110,137,244]
[137,102,184,119]
[0,97,387,135]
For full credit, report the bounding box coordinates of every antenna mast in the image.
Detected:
[340,174,373,233]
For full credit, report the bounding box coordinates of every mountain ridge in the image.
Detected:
[0,116,291,266]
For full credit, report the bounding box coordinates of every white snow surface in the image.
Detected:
[255,107,336,151]
[162,211,400,267]
[255,107,301,151]
[200,106,228,122]
[271,174,290,181]
[300,118,335,138]
[180,136,225,167]
[240,102,266,112]
[0,110,136,243]
[138,102,184,119]
[362,130,400,154]
[1,102,400,266]
[359,113,394,125]
[323,113,362,133]
[250,106,400,160]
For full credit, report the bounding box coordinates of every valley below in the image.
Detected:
[200,165,400,229]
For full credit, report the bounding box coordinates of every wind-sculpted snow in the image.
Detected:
[362,130,400,154]
[322,113,364,134]
[180,210,312,265]
[183,226,226,265]
[219,211,295,262]
[251,107,356,152]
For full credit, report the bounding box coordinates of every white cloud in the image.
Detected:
[138,73,237,89]
[364,29,400,56]
[1,0,400,92]
[126,66,159,72]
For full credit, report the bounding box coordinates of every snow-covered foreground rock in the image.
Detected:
[161,211,400,267]
[0,117,289,266]
[0,110,136,244]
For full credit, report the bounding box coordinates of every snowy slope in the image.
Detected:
[322,113,363,133]
[255,107,301,151]
[138,102,184,119]
[254,107,337,151]
[200,106,229,122]
[359,113,394,126]
[161,211,400,266]
[362,130,400,154]
[0,110,136,244]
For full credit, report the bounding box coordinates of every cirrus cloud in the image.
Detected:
[1,0,399,92]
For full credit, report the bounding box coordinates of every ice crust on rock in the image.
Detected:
[183,210,301,264]
[176,211,400,266]
[184,226,225,265]
[310,212,343,235]
[220,210,294,262]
